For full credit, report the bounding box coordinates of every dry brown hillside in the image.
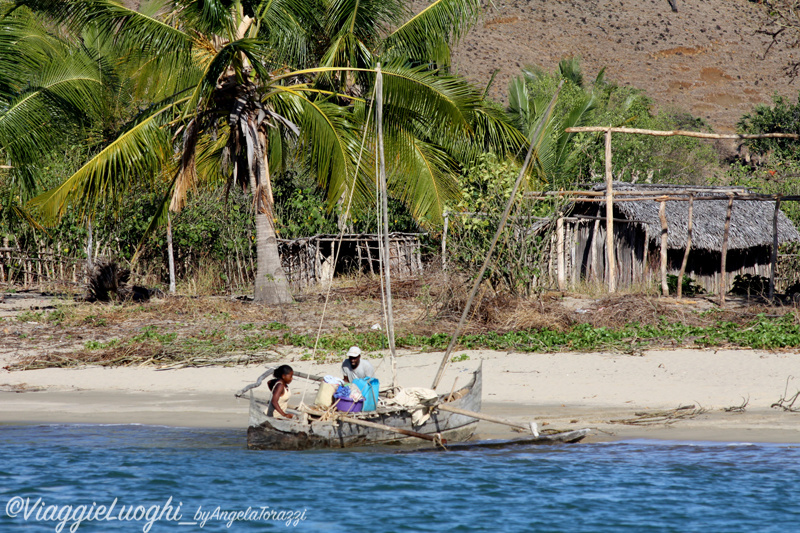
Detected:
[449,0,798,132]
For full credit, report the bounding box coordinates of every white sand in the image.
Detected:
[2,348,800,442]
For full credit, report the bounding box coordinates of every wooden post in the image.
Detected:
[442,212,449,278]
[436,403,530,432]
[605,128,615,293]
[556,214,565,290]
[167,213,176,294]
[571,223,579,287]
[590,218,600,282]
[86,220,94,269]
[769,197,781,300]
[565,126,800,141]
[314,241,321,282]
[720,195,734,305]
[643,225,650,282]
[395,240,404,276]
[677,195,694,299]
[365,241,375,275]
[299,406,442,444]
[659,200,669,296]
[627,225,634,286]
[415,237,423,274]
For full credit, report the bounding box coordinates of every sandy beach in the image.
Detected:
[2,347,799,443]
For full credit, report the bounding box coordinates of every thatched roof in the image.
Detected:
[585,183,800,252]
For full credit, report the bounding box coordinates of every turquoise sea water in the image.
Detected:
[1,425,799,532]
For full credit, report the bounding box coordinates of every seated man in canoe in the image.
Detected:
[341,346,375,383]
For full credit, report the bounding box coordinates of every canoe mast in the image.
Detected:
[431,82,565,390]
[375,64,398,391]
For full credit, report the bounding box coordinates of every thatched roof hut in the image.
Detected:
[543,183,800,293]
[590,183,800,252]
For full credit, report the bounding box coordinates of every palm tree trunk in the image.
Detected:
[252,206,292,303]
[251,130,292,304]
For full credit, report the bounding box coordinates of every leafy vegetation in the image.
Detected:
[667,275,705,297]
[2,0,522,304]
[509,58,718,188]
[739,93,800,160]
[730,274,770,297]
[444,153,551,295]
[3,4,800,316]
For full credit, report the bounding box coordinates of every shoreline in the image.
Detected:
[2,348,800,444]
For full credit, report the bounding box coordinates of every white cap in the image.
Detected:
[346,346,362,358]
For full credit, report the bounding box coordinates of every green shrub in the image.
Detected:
[730,274,770,296]
[667,274,705,296]
[738,93,800,161]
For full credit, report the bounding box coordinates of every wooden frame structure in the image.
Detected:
[277,233,424,288]
[529,186,800,300]
[543,127,800,301]
[0,247,83,288]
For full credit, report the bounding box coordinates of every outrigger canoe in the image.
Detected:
[239,365,483,450]
[237,364,591,450]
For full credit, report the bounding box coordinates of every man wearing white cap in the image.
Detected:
[341,346,375,383]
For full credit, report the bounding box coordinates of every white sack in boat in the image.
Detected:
[384,387,438,426]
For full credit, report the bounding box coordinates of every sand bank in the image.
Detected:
[2,348,799,443]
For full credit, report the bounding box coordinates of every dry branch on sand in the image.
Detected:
[5,345,284,371]
[771,377,800,412]
[609,404,708,425]
[723,396,749,412]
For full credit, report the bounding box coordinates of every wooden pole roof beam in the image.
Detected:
[564,127,800,140]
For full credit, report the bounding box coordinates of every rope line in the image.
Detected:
[297,83,378,402]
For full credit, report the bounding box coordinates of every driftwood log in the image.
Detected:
[610,404,707,425]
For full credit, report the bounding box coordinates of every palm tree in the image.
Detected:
[11,0,514,303]
[315,0,523,221]
[0,3,106,226]
[507,61,600,188]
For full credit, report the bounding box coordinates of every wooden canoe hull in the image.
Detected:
[247,366,482,450]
